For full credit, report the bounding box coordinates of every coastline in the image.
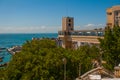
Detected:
[0,33,58,65]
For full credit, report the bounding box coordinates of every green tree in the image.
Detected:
[4,39,65,80]
[2,39,100,80]
[99,25,120,70]
[0,68,5,80]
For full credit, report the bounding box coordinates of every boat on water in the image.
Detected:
[0,56,4,59]
[7,46,22,55]
[0,47,6,52]
[0,63,8,67]
[0,48,6,50]
[0,56,4,62]
[0,59,3,62]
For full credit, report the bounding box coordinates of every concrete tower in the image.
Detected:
[62,17,74,49]
[62,17,74,31]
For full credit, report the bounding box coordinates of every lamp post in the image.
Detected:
[79,63,81,76]
[99,48,101,67]
[100,48,104,67]
[62,58,67,80]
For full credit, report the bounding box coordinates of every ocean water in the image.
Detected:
[0,33,58,64]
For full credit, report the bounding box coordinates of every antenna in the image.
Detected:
[65,0,69,17]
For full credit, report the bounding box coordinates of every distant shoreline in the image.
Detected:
[0,33,58,34]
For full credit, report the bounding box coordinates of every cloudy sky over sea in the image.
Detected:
[0,0,119,33]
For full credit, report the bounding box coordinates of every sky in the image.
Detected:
[0,0,120,33]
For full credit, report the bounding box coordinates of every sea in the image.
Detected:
[0,33,58,64]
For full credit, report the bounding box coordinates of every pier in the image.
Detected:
[0,63,8,67]
[7,46,22,55]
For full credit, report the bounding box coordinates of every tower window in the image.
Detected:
[69,19,71,22]
[68,23,71,27]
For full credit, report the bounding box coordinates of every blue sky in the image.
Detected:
[0,0,119,33]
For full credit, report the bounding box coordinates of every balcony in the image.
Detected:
[58,29,104,37]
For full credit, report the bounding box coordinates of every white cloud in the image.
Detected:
[0,26,61,33]
[85,24,96,27]
[40,26,46,29]
[75,23,105,30]
[0,23,105,33]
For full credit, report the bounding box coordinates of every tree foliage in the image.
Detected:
[99,25,120,70]
[0,39,99,80]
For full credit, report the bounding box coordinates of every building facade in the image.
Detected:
[58,17,104,49]
[76,67,115,80]
[106,5,120,28]
[76,66,120,80]
[58,5,120,49]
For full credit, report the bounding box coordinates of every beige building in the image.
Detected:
[76,66,120,80]
[58,5,120,49]
[58,17,104,49]
[107,5,120,28]
[114,65,120,78]
[76,67,115,80]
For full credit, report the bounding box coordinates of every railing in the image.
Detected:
[58,30,104,37]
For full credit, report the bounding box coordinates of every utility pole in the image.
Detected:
[100,48,103,67]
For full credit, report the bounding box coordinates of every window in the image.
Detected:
[81,42,84,45]
[116,17,118,20]
[115,21,118,25]
[107,12,112,15]
[115,11,119,16]
[68,23,71,27]
[69,19,71,22]
[71,28,73,30]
